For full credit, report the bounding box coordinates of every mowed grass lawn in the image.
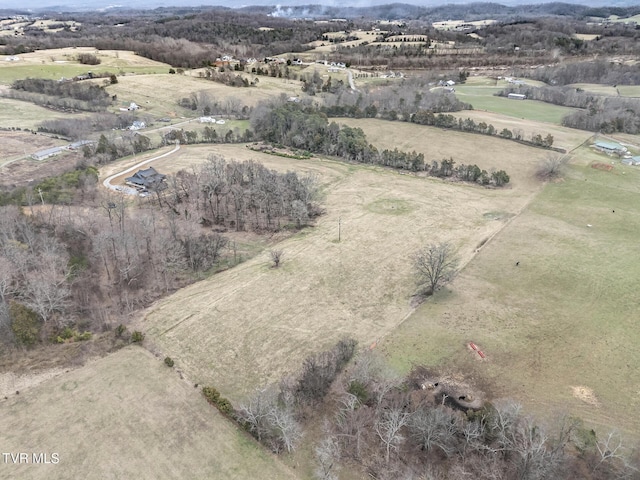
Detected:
[381,152,640,438]
[135,132,549,402]
[0,347,298,480]
[455,84,578,124]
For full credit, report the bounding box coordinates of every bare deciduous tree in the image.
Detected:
[270,249,284,268]
[237,385,302,453]
[536,153,570,180]
[335,393,370,459]
[315,433,341,480]
[412,242,459,295]
[375,407,409,464]
[409,406,460,457]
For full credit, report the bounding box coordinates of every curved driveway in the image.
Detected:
[102,143,181,195]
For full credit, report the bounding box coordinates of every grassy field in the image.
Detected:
[106,73,302,119]
[0,48,171,85]
[131,131,548,402]
[608,14,640,23]
[568,83,640,98]
[380,147,640,438]
[454,82,578,124]
[335,118,549,190]
[0,96,85,131]
[0,347,298,480]
[447,110,593,152]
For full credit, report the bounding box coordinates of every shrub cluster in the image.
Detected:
[202,386,234,415]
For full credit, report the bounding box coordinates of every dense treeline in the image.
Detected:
[562,100,640,134]
[8,78,112,112]
[0,166,98,207]
[322,79,472,120]
[521,60,640,86]
[37,112,144,141]
[0,153,320,349]
[251,101,510,186]
[2,6,639,70]
[498,85,640,134]
[163,155,321,232]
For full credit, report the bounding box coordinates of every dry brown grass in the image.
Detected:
[131,137,547,402]
[0,347,298,480]
[106,73,303,118]
[447,110,594,152]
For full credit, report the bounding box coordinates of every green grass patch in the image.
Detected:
[0,65,166,85]
[382,160,640,437]
[455,84,578,124]
[365,198,415,215]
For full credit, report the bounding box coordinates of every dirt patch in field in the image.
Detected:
[571,385,600,407]
[591,162,614,171]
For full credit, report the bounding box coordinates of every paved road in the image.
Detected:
[102,142,181,195]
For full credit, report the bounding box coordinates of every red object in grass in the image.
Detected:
[469,342,478,351]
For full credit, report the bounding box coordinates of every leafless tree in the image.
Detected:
[536,153,570,180]
[335,393,370,459]
[0,257,14,302]
[489,400,522,454]
[23,270,71,326]
[270,249,284,268]
[237,385,302,453]
[409,406,460,456]
[375,407,409,464]
[315,433,341,480]
[412,242,459,295]
[593,430,626,474]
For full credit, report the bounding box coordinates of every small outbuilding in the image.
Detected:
[593,141,627,155]
[31,146,64,161]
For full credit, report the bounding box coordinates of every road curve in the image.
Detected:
[102,142,181,195]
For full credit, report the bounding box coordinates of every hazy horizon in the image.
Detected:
[2,0,639,13]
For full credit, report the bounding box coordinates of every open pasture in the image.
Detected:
[381,151,640,438]
[336,117,548,191]
[0,347,298,480]
[0,96,80,131]
[134,133,548,402]
[447,109,593,152]
[454,82,578,124]
[106,73,302,119]
[0,48,171,85]
[569,83,640,98]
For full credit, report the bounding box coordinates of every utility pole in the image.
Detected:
[338,217,341,242]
